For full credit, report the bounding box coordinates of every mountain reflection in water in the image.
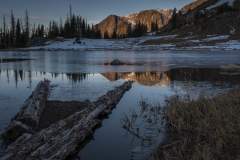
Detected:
[1,68,240,89]
[101,72,170,86]
[101,68,240,86]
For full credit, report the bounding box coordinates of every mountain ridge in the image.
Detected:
[94,0,239,39]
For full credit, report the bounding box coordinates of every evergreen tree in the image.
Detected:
[171,8,177,30]
[90,23,95,38]
[64,14,71,38]
[0,27,3,48]
[24,9,30,44]
[194,11,199,24]
[111,28,117,39]
[35,24,40,37]
[95,29,101,39]
[15,19,21,47]
[151,21,155,32]
[48,21,52,38]
[31,22,36,38]
[132,21,147,37]
[51,21,59,37]
[154,20,158,31]
[82,19,86,37]
[104,30,109,39]
[142,23,147,33]
[3,15,7,48]
[76,16,81,39]
[40,25,44,36]
[10,10,15,47]
[86,24,91,38]
[126,25,132,38]
[59,17,64,37]
[69,5,72,20]
[71,14,76,37]
[19,19,26,45]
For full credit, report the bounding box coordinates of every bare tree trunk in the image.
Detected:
[1,79,50,142]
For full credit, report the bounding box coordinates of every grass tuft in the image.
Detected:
[151,87,240,159]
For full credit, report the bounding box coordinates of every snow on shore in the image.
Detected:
[27,34,240,51]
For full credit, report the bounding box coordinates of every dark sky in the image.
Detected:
[1,0,195,27]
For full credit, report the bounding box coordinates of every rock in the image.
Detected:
[110,59,125,65]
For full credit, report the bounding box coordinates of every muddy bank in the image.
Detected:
[36,100,92,132]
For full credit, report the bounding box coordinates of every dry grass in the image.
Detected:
[151,88,240,159]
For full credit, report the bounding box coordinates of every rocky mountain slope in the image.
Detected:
[94,0,222,38]
[95,9,173,38]
[180,0,207,11]
[143,0,240,46]
[95,15,119,38]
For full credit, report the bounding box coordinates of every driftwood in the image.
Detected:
[1,81,133,159]
[1,78,50,142]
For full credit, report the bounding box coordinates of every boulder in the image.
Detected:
[110,59,125,65]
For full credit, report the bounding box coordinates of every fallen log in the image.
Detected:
[1,81,133,159]
[1,78,50,142]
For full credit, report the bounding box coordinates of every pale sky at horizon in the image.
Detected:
[0,0,195,27]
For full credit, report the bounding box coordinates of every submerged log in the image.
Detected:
[1,79,50,142]
[1,81,133,159]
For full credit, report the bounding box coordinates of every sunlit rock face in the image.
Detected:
[95,9,173,38]
[94,14,119,38]
[101,72,170,86]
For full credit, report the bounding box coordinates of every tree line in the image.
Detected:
[103,21,152,39]
[0,6,96,49]
[0,5,160,49]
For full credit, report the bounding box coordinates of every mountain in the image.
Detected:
[95,0,240,39]
[94,0,220,38]
[95,9,173,38]
[140,0,240,48]
[94,15,119,38]
[158,0,240,34]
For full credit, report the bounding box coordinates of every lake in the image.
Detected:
[0,50,240,159]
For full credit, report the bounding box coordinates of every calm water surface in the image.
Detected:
[0,50,240,159]
[1,50,240,73]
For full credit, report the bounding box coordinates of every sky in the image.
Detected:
[0,0,195,28]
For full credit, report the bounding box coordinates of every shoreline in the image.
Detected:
[1,47,240,52]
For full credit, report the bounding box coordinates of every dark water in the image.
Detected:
[0,50,240,159]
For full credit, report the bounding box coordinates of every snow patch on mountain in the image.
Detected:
[206,0,235,10]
